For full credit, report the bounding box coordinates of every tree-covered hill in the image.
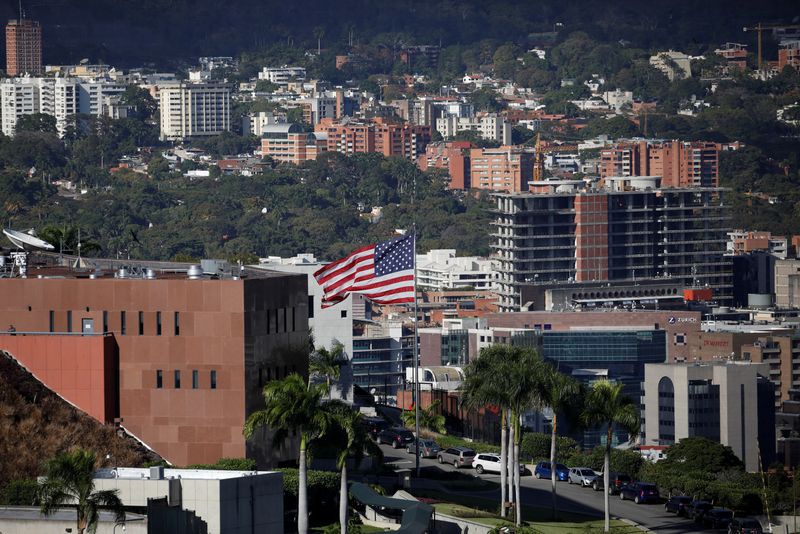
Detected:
[2,151,493,262]
[1,0,794,68]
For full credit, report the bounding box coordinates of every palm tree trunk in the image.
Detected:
[603,426,612,533]
[340,464,348,534]
[499,408,507,518]
[299,435,309,534]
[507,418,515,510]
[514,414,522,527]
[550,413,558,520]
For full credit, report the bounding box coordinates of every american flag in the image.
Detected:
[314,234,416,308]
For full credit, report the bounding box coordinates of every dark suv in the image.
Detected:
[592,472,632,494]
[437,447,476,468]
[377,427,414,448]
[685,500,713,523]
[619,482,660,504]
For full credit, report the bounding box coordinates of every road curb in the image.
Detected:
[616,516,653,532]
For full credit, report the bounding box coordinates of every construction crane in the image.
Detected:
[532,133,544,182]
[743,22,800,72]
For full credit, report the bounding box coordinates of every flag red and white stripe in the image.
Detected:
[314,234,415,308]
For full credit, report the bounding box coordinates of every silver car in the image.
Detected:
[568,467,599,487]
[407,439,441,458]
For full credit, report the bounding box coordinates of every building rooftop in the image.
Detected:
[0,506,145,522]
[95,467,277,480]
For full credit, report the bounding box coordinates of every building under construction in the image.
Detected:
[492,176,732,311]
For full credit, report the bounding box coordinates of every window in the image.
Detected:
[308,296,314,318]
[174,312,180,336]
[192,370,199,389]
[156,312,162,336]
[292,307,296,332]
[341,310,347,319]
[138,312,144,335]
[66,311,72,333]
[210,370,217,389]
[120,311,126,335]
[156,370,163,389]
[103,311,108,333]
[174,370,181,389]
[49,310,54,333]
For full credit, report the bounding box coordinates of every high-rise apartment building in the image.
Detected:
[435,113,512,145]
[260,124,327,165]
[5,19,41,76]
[493,177,731,311]
[600,140,721,188]
[468,146,535,192]
[315,118,431,159]
[159,82,231,141]
[418,142,536,192]
[0,77,127,137]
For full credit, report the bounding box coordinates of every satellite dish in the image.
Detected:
[3,228,55,251]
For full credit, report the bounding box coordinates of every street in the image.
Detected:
[378,442,708,533]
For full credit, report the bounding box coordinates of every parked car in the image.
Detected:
[568,467,598,487]
[703,508,734,529]
[472,453,526,475]
[592,472,632,494]
[437,447,476,468]
[377,427,414,449]
[361,417,390,441]
[664,495,693,516]
[619,482,660,504]
[728,517,764,533]
[406,439,440,458]
[533,461,569,481]
[685,500,713,523]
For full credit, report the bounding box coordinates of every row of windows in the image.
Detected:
[47,310,181,336]
[156,369,216,389]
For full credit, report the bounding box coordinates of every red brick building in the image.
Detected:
[0,266,309,467]
[5,19,42,76]
[417,142,535,192]
[600,140,721,188]
[316,117,431,159]
[260,124,327,165]
[417,141,472,189]
[778,42,800,71]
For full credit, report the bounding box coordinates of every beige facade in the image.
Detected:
[643,362,768,471]
[159,82,231,141]
[775,259,800,308]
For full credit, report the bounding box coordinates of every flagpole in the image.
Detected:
[413,229,421,478]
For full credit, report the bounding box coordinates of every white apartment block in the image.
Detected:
[159,82,231,141]
[435,113,512,145]
[242,111,281,136]
[257,66,306,84]
[416,249,497,291]
[0,77,128,137]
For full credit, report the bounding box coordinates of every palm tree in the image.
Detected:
[504,346,547,526]
[324,401,383,534]
[401,399,446,434]
[582,380,641,533]
[540,365,583,519]
[243,374,329,534]
[309,342,345,396]
[462,346,511,518]
[38,448,125,534]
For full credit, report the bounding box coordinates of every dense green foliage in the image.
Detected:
[185,457,257,470]
[1,479,39,506]
[520,432,579,463]
[4,148,492,262]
